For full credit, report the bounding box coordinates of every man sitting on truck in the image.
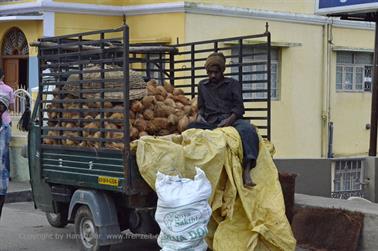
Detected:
[187,52,259,188]
[0,93,10,219]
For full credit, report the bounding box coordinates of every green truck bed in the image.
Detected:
[41,146,126,192]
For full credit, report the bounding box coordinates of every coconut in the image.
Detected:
[146,122,158,134]
[147,80,158,95]
[139,131,148,137]
[175,102,184,109]
[173,95,191,105]
[109,112,124,120]
[168,114,179,125]
[151,118,169,130]
[130,127,139,139]
[155,95,165,102]
[164,98,176,108]
[134,118,147,132]
[143,109,154,120]
[183,105,192,115]
[147,79,158,87]
[163,82,175,94]
[131,100,143,113]
[191,97,198,113]
[156,86,168,98]
[129,110,136,119]
[104,101,113,108]
[142,95,156,108]
[178,116,189,133]
[173,88,185,96]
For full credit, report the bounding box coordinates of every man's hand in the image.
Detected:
[217,114,237,128]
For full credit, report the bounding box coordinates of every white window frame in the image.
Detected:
[250,60,280,100]
[231,46,281,100]
[331,158,365,199]
[336,52,373,92]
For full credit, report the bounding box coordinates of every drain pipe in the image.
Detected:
[322,19,334,158]
[321,20,332,157]
[327,21,334,158]
[328,122,334,158]
[321,22,327,157]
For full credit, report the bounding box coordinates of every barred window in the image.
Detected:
[331,159,364,199]
[232,47,280,100]
[336,52,373,92]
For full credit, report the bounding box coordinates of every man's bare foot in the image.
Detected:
[243,168,256,188]
[242,159,257,188]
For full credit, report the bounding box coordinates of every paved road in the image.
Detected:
[0,202,159,251]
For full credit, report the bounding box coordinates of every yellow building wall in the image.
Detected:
[56,12,184,43]
[0,21,42,57]
[125,13,185,44]
[185,14,324,158]
[330,27,375,157]
[55,13,123,36]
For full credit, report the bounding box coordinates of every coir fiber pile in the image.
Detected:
[292,207,364,251]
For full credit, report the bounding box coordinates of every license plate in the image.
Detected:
[98,176,119,187]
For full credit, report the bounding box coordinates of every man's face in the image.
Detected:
[207,65,223,84]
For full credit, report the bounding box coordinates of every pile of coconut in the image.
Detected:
[44,75,197,150]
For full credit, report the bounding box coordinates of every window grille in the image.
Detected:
[231,46,280,99]
[336,52,373,92]
[331,158,365,199]
[2,28,29,56]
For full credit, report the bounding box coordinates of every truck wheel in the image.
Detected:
[74,205,110,251]
[46,211,68,228]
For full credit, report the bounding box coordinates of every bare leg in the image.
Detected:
[243,160,256,188]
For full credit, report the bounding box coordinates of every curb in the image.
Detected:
[5,190,32,203]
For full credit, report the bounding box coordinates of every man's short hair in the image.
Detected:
[0,68,3,79]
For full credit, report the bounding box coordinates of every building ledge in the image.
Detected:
[0,15,43,22]
[333,45,374,53]
[224,40,302,48]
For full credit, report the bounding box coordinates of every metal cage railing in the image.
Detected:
[35,25,272,174]
[129,24,272,139]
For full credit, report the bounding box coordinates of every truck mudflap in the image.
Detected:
[68,189,121,246]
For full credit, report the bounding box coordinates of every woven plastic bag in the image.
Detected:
[155,167,212,251]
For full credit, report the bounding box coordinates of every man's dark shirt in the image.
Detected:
[198,77,245,125]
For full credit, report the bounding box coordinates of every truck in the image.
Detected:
[28,25,272,250]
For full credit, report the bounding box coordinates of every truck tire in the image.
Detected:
[46,211,68,228]
[74,205,111,251]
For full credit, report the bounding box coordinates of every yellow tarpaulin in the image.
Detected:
[135,128,296,251]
